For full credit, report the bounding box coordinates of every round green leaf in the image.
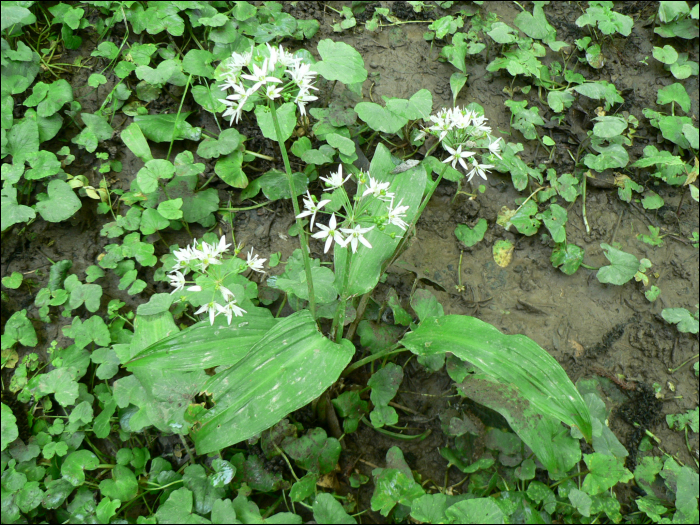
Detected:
[657,83,691,113]
[61,450,99,486]
[642,192,664,210]
[157,198,183,220]
[455,218,487,247]
[313,39,367,84]
[1,403,19,451]
[592,116,628,138]
[596,243,639,285]
[182,49,214,78]
[35,179,82,223]
[99,465,138,501]
[653,45,679,65]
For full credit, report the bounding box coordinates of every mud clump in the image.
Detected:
[354,3,379,24]
[616,383,663,471]
[391,1,436,21]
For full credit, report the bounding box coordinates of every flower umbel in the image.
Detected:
[218,44,319,125]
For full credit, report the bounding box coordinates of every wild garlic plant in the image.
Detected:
[216,42,320,316]
[167,235,266,325]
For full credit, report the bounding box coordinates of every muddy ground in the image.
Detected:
[2,1,698,521]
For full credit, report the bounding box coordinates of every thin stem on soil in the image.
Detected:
[668,353,699,374]
[581,171,590,234]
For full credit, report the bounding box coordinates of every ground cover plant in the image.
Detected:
[1,1,698,523]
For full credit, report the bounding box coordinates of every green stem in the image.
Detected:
[269,101,316,318]
[219,201,270,212]
[360,416,432,441]
[244,150,275,161]
[582,171,590,234]
[341,344,405,377]
[668,353,699,374]
[332,250,352,342]
[167,74,192,162]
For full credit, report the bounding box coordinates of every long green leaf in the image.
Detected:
[334,143,427,297]
[112,311,207,434]
[126,308,277,372]
[456,372,581,478]
[401,315,592,441]
[193,311,354,454]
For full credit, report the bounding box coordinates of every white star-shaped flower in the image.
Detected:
[387,199,410,231]
[264,83,283,100]
[219,83,254,124]
[362,176,394,201]
[246,248,266,273]
[466,159,494,182]
[488,136,503,160]
[219,285,234,302]
[312,213,345,253]
[241,59,282,92]
[319,165,351,191]
[172,244,197,272]
[195,301,218,326]
[192,241,222,273]
[339,224,374,253]
[215,299,247,325]
[296,191,331,231]
[294,87,318,117]
[210,235,231,257]
[168,271,186,294]
[443,144,475,171]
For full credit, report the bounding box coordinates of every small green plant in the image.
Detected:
[655,0,699,40]
[662,306,700,334]
[575,1,634,37]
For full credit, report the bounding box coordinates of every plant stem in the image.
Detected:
[582,171,590,234]
[269,101,316,318]
[244,150,275,161]
[331,250,352,342]
[360,416,432,440]
[167,74,192,162]
[668,353,699,374]
[341,344,405,377]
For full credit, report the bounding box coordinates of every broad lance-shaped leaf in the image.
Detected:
[334,143,427,297]
[193,310,354,454]
[126,308,277,371]
[401,315,592,441]
[112,311,207,434]
[456,373,581,479]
